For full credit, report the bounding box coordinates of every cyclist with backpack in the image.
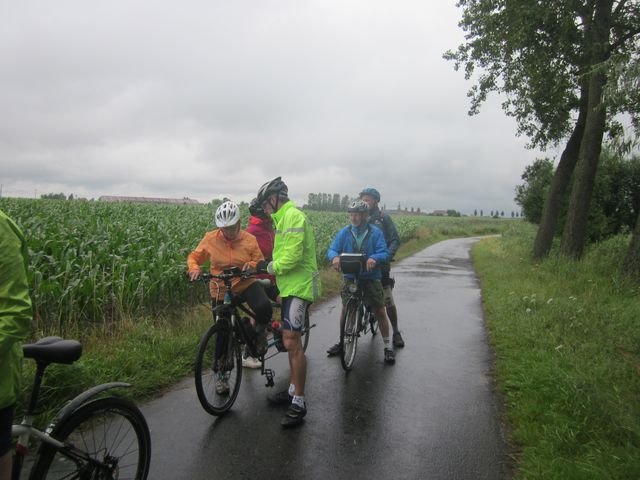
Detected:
[326,200,396,365]
[359,187,404,348]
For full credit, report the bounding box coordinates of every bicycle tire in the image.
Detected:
[194,321,242,415]
[30,396,151,480]
[340,298,359,371]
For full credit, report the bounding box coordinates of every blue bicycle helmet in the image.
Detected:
[359,187,380,203]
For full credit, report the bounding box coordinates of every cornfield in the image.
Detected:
[1,198,505,334]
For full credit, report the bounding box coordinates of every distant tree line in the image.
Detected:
[41,192,74,200]
[304,193,354,211]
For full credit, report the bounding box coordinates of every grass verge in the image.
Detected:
[472,223,640,479]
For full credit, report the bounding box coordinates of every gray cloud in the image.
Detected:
[0,0,547,213]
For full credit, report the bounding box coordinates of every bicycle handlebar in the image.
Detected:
[187,266,257,283]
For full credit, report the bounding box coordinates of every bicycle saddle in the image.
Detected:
[23,336,83,365]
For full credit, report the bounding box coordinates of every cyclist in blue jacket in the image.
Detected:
[326,200,395,364]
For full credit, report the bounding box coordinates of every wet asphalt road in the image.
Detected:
[141,237,507,479]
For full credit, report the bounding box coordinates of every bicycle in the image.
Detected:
[11,336,151,480]
[338,253,379,372]
[191,267,314,416]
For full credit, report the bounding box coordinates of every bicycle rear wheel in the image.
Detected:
[195,321,242,415]
[340,299,360,371]
[31,396,151,480]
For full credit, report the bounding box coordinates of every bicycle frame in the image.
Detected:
[197,268,314,386]
[11,337,136,480]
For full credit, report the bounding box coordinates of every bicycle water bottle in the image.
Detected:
[224,291,232,304]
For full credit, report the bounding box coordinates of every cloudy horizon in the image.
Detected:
[0,0,554,215]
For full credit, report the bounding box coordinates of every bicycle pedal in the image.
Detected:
[264,368,275,387]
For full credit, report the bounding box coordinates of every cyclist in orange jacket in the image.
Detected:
[187,201,272,355]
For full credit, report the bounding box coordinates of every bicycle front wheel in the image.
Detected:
[340,299,360,371]
[31,396,151,480]
[194,321,242,415]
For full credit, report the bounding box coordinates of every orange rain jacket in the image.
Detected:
[187,229,264,300]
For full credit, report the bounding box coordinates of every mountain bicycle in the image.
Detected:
[338,253,379,372]
[11,336,151,480]
[192,267,314,416]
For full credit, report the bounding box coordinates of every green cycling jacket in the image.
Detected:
[0,210,32,410]
[271,201,321,302]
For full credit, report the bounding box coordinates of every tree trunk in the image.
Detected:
[623,211,640,278]
[560,0,613,259]
[532,84,588,259]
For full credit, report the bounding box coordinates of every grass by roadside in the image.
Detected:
[472,223,640,479]
[18,216,511,422]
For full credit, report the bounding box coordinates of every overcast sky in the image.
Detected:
[0,0,552,214]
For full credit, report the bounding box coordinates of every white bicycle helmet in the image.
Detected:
[215,201,241,227]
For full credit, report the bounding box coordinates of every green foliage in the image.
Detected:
[445,1,640,148]
[1,198,213,335]
[18,313,209,422]
[515,158,555,223]
[304,192,353,211]
[473,225,640,478]
[589,150,640,241]
[1,198,512,336]
[40,192,67,200]
[516,150,640,241]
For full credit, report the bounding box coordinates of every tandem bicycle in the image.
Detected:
[191,267,314,416]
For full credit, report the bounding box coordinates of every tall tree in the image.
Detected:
[446,0,640,259]
[560,0,614,258]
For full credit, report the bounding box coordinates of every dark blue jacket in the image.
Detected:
[368,207,400,261]
[327,223,389,280]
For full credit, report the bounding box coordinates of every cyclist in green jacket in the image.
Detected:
[255,177,321,428]
[0,210,32,478]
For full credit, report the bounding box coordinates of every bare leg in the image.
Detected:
[283,331,306,396]
[375,306,391,339]
[386,304,399,332]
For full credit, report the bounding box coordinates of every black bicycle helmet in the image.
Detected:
[249,197,268,218]
[359,187,381,203]
[256,176,288,204]
[347,200,369,213]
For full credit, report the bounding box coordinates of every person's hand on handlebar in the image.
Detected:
[366,258,376,272]
[256,260,274,274]
[242,261,257,272]
[188,269,202,281]
[331,256,341,272]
